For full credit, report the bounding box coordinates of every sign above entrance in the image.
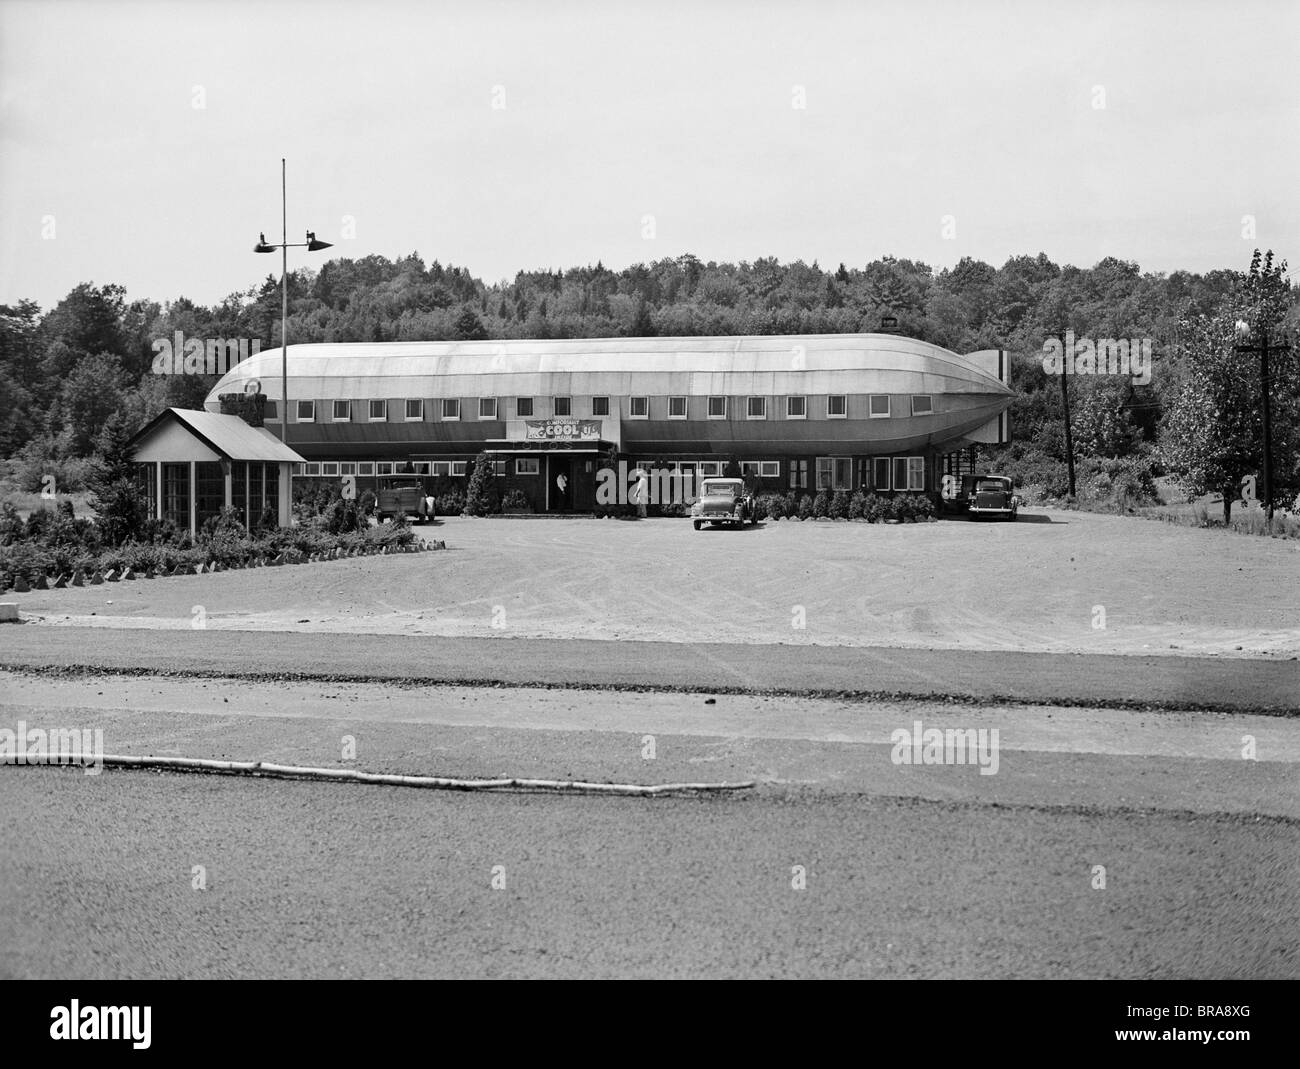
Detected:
[524,419,601,441]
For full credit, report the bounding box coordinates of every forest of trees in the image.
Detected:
[2,248,1297,515]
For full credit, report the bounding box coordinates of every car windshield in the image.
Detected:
[975,480,1008,492]
[702,482,739,497]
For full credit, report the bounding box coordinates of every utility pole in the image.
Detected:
[1234,324,1291,523]
[1058,332,1076,498]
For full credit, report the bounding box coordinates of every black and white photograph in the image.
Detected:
[1,0,1296,1026]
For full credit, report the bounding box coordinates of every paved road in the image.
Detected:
[2,766,1296,980]
[1,626,1296,712]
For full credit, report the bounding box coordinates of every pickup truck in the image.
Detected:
[376,476,436,524]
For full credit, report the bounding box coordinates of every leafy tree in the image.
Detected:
[87,411,147,545]
[1161,251,1299,521]
[453,307,488,340]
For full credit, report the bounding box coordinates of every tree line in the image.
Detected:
[2,248,1296,517]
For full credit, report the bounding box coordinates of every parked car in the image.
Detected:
[377,476,436,523]
[965,475,1019,521]
[691,477,756,529]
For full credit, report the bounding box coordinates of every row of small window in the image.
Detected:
[295,460,471,477]
[281,395,935,422]
[285,397,591,422]
[631,459,782,478]
[791,456,926,492]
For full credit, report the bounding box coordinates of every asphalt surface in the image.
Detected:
[2,627,1297,712]
[2,766,1296,980]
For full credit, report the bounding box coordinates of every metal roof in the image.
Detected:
[203,334,1013,407]
[134,408,305,462]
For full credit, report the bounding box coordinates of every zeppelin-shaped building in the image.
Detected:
[204,333,1013,513]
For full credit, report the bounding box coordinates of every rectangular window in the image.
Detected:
[405,399,424,421]
[827,395,847,418]
[591,396,610,416]
[358,462,374,476]
[493,459,506,477]
[322,461,339,477]
[412,462,431,475]
[629,396,649,418]
[893,458,908,492]
[870,395,891,418]
[516,397,534,417]
[760,461,780,478]
[747,397,767,419]
[786,396,806,419]
[906,456,925,491]
[231,462,247,523]
[516,458,539,475]
[368,399,387,421]
[668,396,687,418]
[479,397,497,419]
[452,461,468,477]
[707,396,726,419]
[332,400,350,422]
[911,395,933,416]
[873,457,891,490]
[815,458,833,490]
[304,462,321,476]
[697,461,722,477]
[340,462,356,475]
[442,398,460,420]
[740,461,760,476]
[297,400,315,422]
[553,396,571,417]
[195,461,224,530]
[833,458,852,490]
[789,459,808,490]
[261,463,279,523]
[264,400,278,420]
[376,462,394,475]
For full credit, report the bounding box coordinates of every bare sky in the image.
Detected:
[1,0,1296,311]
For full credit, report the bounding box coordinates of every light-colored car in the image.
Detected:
[691,477,756,530]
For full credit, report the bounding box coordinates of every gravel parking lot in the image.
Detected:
[9,509,1298,658]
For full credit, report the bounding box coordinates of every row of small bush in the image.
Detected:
[0,499,416,586]
[752,490,936,522]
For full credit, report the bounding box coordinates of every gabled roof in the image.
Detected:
[129,408,305,463]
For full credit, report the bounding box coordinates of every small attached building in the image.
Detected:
[128,408,305,534]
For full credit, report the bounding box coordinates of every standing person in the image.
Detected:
[632,466,649,518]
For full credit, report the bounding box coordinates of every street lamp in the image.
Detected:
[253,158,332,446]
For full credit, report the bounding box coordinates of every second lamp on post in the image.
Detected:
[253,158,332,447]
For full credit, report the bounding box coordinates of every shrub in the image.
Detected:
[848,491,868,519]
[796,494,814,520]
[829,490,851,519]
[812,490,831,518]
[501,488,530,511]
[435,487,466,515]
[465,453,498,515]
[910,495,936,520]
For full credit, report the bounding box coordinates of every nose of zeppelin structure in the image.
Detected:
[204,333,1013,513]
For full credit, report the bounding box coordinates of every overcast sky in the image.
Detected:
[1,0,1296,311]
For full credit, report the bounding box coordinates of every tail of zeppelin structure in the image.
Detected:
[204,334,1013,514]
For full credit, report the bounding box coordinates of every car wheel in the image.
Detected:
[693,520,702,531]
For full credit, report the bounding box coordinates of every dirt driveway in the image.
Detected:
[8,509,1299,658]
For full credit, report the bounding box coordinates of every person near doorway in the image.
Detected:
[632,466,649,518]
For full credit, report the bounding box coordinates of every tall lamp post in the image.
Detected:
[254,158,332,445]
[1233,320,1292,523]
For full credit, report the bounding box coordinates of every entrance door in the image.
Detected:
[549,456,572,512]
